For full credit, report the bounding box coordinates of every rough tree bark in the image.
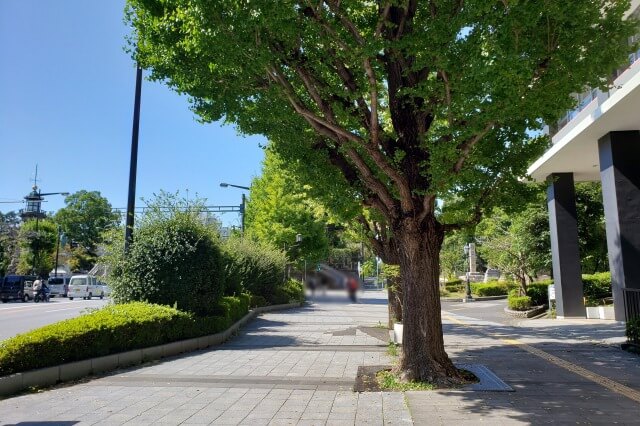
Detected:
[387,277,403,329]
[360,218,403,330]
[396,215,464,385]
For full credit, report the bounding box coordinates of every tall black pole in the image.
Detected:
[241,193,246,234]
[125,65,143,253]
[54,225,61,277]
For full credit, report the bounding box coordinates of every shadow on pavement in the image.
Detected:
[404,319,640,424]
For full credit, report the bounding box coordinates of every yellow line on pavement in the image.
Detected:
[444,314,640,404]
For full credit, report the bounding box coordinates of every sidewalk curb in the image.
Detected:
[441,295,508,302]
[0,302,302,399]
[504,305,547,318]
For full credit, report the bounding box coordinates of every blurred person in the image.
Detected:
[347,276,358,303]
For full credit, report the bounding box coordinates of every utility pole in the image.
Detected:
[125,65,143,253]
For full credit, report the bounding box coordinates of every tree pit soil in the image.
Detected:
[354,365,479,392]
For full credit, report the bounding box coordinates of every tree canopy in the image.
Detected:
[55,190,119,253]
[127,0,636,383]
[245,149,330,264]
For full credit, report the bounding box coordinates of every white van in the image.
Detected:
[47,276,71,297]
[68,275,104,300]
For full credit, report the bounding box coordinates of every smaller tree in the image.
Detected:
[477,206,550,294]
[440,232,470,282]
[55,191,119,255]
[0,211,21,276]
[245,150,329,265]
[17,219,58,277]
[575,183,608,274]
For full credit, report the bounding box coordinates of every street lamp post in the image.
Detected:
[219,183,250,233]
[463,243,474,302]
[283,234,303,281]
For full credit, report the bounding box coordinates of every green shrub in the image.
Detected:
[250,295,269,307]
[505,281,521,292]
[0,303,224,375]
[273,279,305,305]
[471,282,509,296]
[626,316,640,344]
[106,210,224,316]
[445,280,463,292]
[222,236,286,303]
[583,272,611,306]
[217,294,251,321]
[508,295,532,311]
[527,282,551,306]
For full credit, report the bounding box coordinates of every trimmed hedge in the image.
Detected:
[273,279,305,305]
[471,282,509,296]
[0,298,250,376]
[508,295,532,311]
[526,282,551,306]
[583,272,611,306]
[444,279,464,292]
[627,317,640,344]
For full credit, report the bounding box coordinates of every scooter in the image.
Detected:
[34,288,50,303]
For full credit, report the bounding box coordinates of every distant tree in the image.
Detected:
[17,219,57,277]
[439,232,469,282]
[477,205,551,294]
[245,150,329,265]
[0,211,21,276]
[575,183,608,274]
[55,191,119,255]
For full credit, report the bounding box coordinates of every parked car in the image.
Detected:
[67,275,104,300]
[0,275,36,303]
[47,276,70,298]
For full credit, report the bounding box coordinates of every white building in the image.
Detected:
[527,1,640,320]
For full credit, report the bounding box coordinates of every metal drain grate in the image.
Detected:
[457,364,513,392]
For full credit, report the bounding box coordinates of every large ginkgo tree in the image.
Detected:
[126,0,635,384]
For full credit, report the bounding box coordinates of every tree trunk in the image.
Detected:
[396,216,464,386]
[387,275,403,329]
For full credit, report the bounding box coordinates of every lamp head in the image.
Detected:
[219,183,229,188]
[61,192,70,196]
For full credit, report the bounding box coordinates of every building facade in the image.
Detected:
[527,1,640,320]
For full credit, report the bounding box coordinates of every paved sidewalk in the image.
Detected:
[2,291,639,425]
[0,291,412,425]
[404,304,640,425]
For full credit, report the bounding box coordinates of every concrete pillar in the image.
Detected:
[598,131,640,321]
[547,173,585,318]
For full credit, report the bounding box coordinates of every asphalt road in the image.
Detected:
[441,298,516,325]
[0,297,110,342]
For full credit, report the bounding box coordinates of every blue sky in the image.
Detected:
[0,0,265,228]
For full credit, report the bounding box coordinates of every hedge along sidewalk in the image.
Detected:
[0,302,302,399]
[441,295,508,302]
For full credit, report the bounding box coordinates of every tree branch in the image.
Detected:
[452,122,495,173]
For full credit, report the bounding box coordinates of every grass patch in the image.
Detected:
[374,321,388,329]
[387,342,399,357]
[377,370,435,391]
